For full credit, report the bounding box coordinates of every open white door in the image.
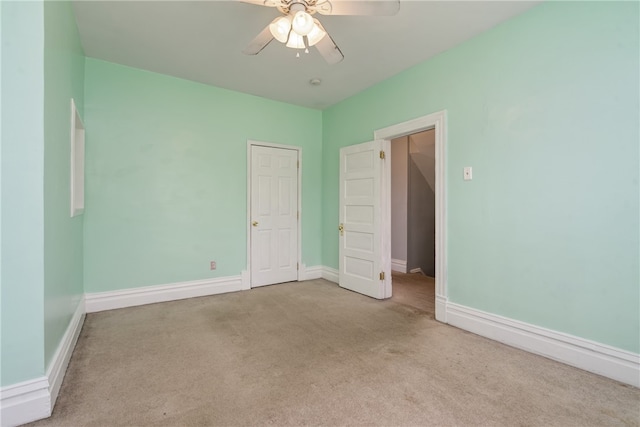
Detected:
[250,145,299,287]
[339,140,389,299]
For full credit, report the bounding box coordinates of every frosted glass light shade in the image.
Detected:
[286,32,306,49]
[269,16,291,43]
[307,20,327,46]
[291,11,314,36]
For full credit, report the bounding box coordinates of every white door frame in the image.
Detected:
[374,110,448,322]
[246,140,302,287]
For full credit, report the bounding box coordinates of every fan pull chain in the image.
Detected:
[295,37,309,58]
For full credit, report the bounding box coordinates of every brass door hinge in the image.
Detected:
[379,271,385,280]
[379,150,385,159]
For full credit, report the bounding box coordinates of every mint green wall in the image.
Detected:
[83,59,322,292]
[1,1,46,386]
[322,1,639,352]
[43,1,85,369]
[0,2,3,384]
[1,0,638,393]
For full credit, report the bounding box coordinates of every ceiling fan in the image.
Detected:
[240,0,400,64]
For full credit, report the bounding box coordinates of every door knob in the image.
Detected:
[252,221,259,227]
[338,223,344,236]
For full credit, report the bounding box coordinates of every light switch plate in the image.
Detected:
[463,167,472,181]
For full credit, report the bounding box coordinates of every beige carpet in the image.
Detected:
[30,279,639,426]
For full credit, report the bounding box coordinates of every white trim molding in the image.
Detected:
[298,263,307,281]
[0,377,50,427]
[445,301,640,387]
[47,299,85,407]
[1,299,85,427]
[240,270,251,291]
[374,110,447,322]
[301,265,323,281]
[321,266,339,284]
[435,295,448,323]
[391,259,407,273]
[85,276,243,313]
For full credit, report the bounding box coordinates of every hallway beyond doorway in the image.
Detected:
[391,271,435,316]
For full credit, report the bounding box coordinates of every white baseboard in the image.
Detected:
[1,298,87,427]
[240,270,250,291]
[85,275,244,313]
[391,259,407,273]
[302,265,323,280]
[409,267,425,275]
[0,377,50,427]
[445,301,640,387]
[321,266,339,283]
[435,294,447,323]
[46,299,85,408]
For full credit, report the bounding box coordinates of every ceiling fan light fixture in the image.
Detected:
[286,31,306,49]
[269,15,292,43]
[306,20,327,46]
[291,10,314,36]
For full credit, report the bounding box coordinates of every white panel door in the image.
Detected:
[250,145,298,287]
[339,140,387,299]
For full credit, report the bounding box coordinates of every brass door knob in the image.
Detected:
[252,221,259,227]
[338,223,344,235]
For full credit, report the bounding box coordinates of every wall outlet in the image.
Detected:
[210,261,216,270]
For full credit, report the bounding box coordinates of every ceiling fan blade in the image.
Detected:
[242,24,274,55]
[315,33,344,65]
[311,0,400,16]
[237,0,281,7]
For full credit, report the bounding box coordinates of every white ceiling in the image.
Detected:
[73,1,539,109]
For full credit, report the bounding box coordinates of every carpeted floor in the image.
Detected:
[30,279,639,426]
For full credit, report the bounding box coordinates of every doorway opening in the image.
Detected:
[389,129,436,315]
[375,111,447,322]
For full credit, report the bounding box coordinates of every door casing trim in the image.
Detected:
[374,110,447,322]
[246,140,302,287]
